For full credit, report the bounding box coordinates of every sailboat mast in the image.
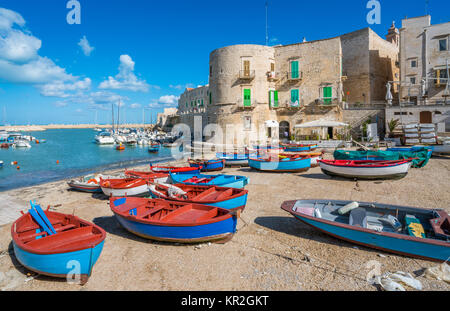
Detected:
[117,100,120,132]
[111,102,115,134]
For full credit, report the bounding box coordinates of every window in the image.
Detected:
[410,77,416,85]
[435,69,448,86]
[210,66,213,76]
[291,61,299,79]
[439,39,448,51]
[200,99,204,107]
[243,89,251,107]
[243,60,251,77]
[209,92,212,105]
[291,89,299,106]
[269,90,279,108]
[244,116,251,130]
[270,63,275,72]
[323,87,332,104]
[411,60,417,68]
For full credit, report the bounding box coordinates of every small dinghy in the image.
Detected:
[248,154,311,172]
[280,152,323,167]
[148,144,160,153]
[67,174,107,193]
[168,173,249,189]
[125,170,169,183]
[432,143,450,155]
[100,178,149,197]
[110,197,238,243]
[318,159,412,180]
[281,143,318,152]
[148,183,248,211]
[12,201,106,284]
[216,153,252,167]
[281,199,450,262]
[0,160,3,168]
[150,164,201,174]
[188,159,225,172]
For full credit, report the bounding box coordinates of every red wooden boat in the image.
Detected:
[125,170,168,183]
[150,164,202,174]
[11,201,106,284]
[100,178,149,197]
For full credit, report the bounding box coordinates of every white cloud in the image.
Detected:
[169,83,194,90]
[130,103,141,109]
[0,8,25,30]
[0,8,75,85]
[78,35,94,56]
[40,78,91,97]
[99,54,151,92]
[158,95,179,105]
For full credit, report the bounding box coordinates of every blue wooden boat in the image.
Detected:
[387,146,433,159]
[188,159,225,172]
[168,173,249,189]
[110,197,238,243]
[216,152,252,166]
[0,160,3,168]
[281,143,318,152]
[281,199,450,262]
[11,201,106,284]
[148,145,160,153]
[148,183,248,211]
[249,155,311,172]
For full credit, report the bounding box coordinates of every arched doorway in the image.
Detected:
[420,111,432,124]
[279,121,290,141]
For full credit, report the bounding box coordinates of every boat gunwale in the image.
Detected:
[319,159,412,168]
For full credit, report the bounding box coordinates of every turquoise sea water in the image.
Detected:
[0,129,175,192]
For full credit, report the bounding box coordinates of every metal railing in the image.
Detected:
[238,70,255,80]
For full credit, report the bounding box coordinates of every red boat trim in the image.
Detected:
[150,165,201,173]
[319,160,411,168]
[281,201,449,248]
[100,178,147,190]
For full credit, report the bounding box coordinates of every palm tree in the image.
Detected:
[388,119,400,138]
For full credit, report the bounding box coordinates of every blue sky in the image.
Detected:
[0,0,448,125]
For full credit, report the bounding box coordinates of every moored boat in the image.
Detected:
[281,199,450,262]
[318,159,412,180]
[148,144,160,153]
[67,174,105,193]
[168,173,249,189]
[431,143,450,155]
[125,170,169,183]
[248,154,311,173]
[150,164,201,174]
[280,152,323,167]
[188,159,225,172]
[148,183,248,211]
[110,197,238,244]
[11,201,106,283]
[281,143,318,152]
[100,178,149,197]
[0,160,3,168]
[216,153,251,167]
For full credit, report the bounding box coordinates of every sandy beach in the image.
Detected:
[0,153,449,291]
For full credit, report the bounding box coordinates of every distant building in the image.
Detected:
[386,15,450,132]
[177,26,400,144]
[156,108,178,132]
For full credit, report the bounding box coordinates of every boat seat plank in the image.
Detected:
[138,206,165,219]
[25,226,94,250]
[215,189,233,201]
[21,224,77,243]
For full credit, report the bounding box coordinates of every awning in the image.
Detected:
[294,120,348,128]
[264,120,279,127]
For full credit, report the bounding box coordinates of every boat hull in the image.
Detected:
[432,144,450,154]
[101,184,149,197]
[248,157,311,172]
[67,182,102,193]
[291,214,449,262]
[189,160,225,172]
[216,153,250,166]
[113,213,237,243]
[319,161,411,180]
[12,241,104,279]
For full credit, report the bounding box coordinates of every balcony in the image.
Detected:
[266,71,279,82]
[315,98,339,107]
[286,71,303,81]
[236,98,256,109]
[238,70,255,80]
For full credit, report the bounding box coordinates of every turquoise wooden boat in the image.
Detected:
[281,143,318,152]
[281,199,450,262]
[168,173,249,189]
[248,155,311,172]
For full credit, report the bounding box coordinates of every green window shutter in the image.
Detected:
[243,89,251,107]
[323,87,332,104]
[291,61,299,79]
[291,89,299,105]
[269,90,278,108]
[209,92,212,105]
[201,99,204,107]
[274,91,279,107]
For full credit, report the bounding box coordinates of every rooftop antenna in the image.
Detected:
[265,0,269,46]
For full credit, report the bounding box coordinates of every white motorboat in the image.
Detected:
[13,140,31,148]
[95,132,115,145]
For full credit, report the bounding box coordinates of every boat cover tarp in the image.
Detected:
[333,148,431,168]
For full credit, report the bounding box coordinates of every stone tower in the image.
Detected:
[386,21,399,46]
